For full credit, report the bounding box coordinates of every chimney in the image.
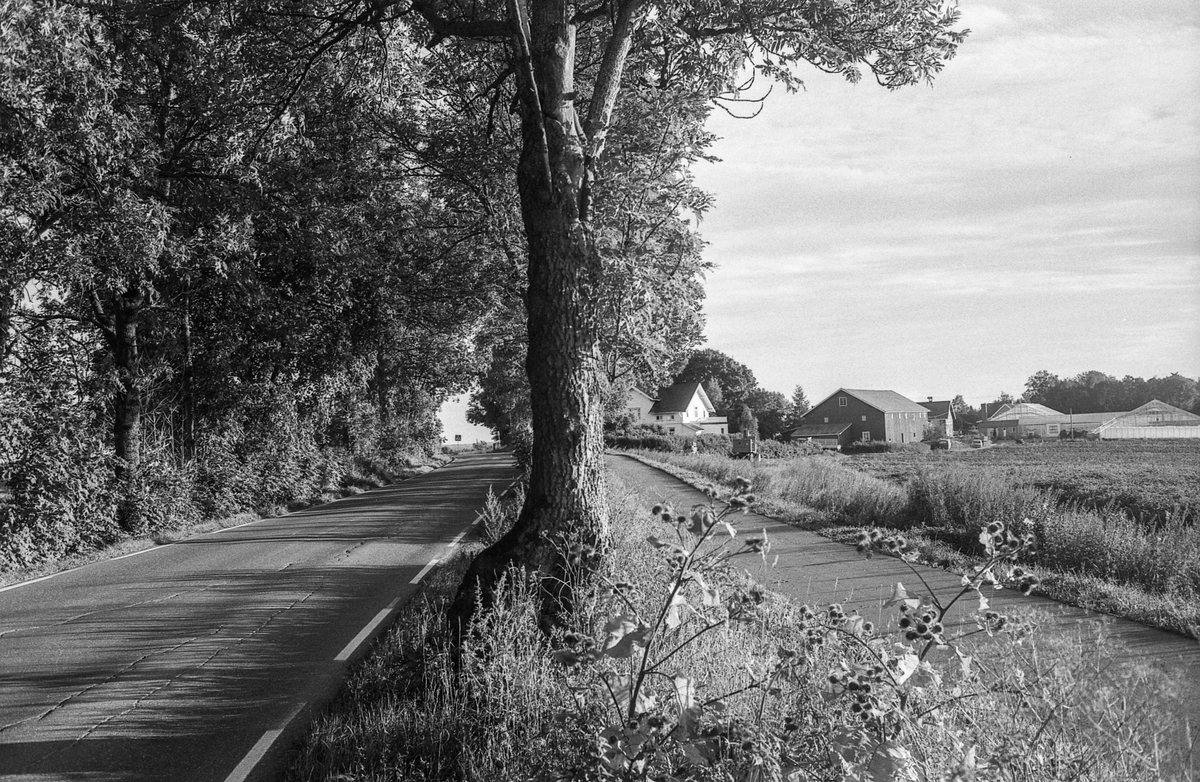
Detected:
[927,396,933,402]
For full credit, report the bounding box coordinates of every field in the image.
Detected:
[636,441,1200,636]
[845,439,1200,526]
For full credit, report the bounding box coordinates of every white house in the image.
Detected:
[625,382,728,437]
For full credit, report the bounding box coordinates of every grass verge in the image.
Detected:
[631,450,1200,638]
[280,469,1197,781]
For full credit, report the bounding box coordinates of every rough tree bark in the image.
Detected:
[93,283,147,532]
[446,0,644,633]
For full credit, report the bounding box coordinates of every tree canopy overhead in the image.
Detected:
[257,0,968,629]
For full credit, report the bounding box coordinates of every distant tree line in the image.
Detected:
[1023,370,1200,415]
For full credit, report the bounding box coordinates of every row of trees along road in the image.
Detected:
[1,0,967,633]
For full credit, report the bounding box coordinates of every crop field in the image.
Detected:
[844,439,1200,526]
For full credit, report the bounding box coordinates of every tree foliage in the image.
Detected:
[1024,370,1200,415]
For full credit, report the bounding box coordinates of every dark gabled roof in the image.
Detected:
[649,382,705,414]
[817,388,930,414]
[919,400,953,419]
[784,423,852,438]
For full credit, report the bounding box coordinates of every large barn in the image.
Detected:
[783,388,929,449]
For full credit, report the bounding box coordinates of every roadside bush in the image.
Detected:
[755,438,823,459]
[1036,506,1200,599]
[0,380,119,569]
[693,432,732,455]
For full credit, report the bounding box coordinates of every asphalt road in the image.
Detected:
[0,452,517,782]
[608,453,1200,716]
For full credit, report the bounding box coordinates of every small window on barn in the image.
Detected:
[824,417,829,423]
[861,415,867,422]
[839,397,848,407]
[861,431,870,442]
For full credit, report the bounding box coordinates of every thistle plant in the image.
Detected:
[549,477,811,779]
[810,518,1042,779]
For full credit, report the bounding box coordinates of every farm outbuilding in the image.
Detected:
[1094,400,1200,439]
[919,398,954,436]
[978,399,1200,440]
[781,422,853,449]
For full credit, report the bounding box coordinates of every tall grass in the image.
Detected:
[637,450,1200,631]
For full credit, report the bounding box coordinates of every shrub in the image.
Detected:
[0,380,119,568]
[755,438,823,459]
[905,466,1048,547]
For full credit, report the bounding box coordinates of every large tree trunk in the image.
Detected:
[96,285,146,532]
[0,286,13,366]
[448,0,610,636]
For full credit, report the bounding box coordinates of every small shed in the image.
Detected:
[781,422,853,450]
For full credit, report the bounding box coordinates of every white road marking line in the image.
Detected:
[334,597,402,662]
[223,702,305,782]
[447,527,471,547]
[410,558,439,584]
[106,546,165,563]
[206,518,263,535]
[0,544,167,593]
[0,573,57,593]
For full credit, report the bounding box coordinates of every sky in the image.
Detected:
[689,0,1200,407]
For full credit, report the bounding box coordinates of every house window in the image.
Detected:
[656,415,662,421]
[1047,424,1060,435]
[839,397,848,407]
[720,427,725,434]
[861,431,871,442]
[669,427,676,434]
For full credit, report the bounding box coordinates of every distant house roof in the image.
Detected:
[649,382,711,415]
[784,423,852,439]
[829,389,930,414]
[919,400,953,420]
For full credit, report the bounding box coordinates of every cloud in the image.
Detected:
[688,2,1200,401]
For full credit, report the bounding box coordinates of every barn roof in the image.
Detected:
[836,389,930,414]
